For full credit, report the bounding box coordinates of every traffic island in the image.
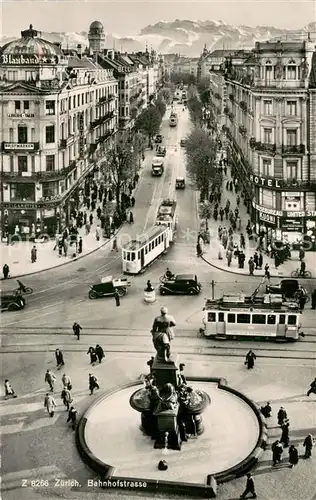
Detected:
[76,378,267,498]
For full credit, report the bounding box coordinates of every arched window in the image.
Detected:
[287,60,297,79]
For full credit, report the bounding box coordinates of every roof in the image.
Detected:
[208,50,236,58]
[89,21,104,30]
[0,36,62,60]
[122,225,166,251]
[175,274,197,281]
[67,55,101,70]
[157,200,177,220]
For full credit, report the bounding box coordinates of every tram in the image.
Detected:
[155,199,177,243]
[202,292,303,342]
[169,112,178,127]
[122,225,170,274]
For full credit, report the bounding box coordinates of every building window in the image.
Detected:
[42,182,58,198]
[46,155,55,172]
[265,65,273,82]
[10,183,35,201]
[9,156,14,172]
[18,126,28,143]
[286,129,297,146]
[77,95,80,107]
[15,100,21,111]
[259,188,276,208]
[263,100,272,115]
[73,96,76,108]
[18,156,28,173]
[68,97,71,110]
[9,128,14,141]
[286,161,298,179]
[287,65,297,80]
[31,156,35,172]
[45,100,55,115]
[261,158,273,177]
[45,125,55,144]
[286,101,297,116]
[263,128,273,144]
[23,101,30,111]
[8,71,18,81]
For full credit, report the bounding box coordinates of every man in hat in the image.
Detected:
[240,473,256,498]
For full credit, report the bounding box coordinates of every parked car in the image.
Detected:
[89,275,131,299]
[180,138,186,147]
[266,279,309,302]
[175,177,185,189]
[0,290,26,311]
[155,135,163,143]
[159,274,201,295]
[156,145,166,157]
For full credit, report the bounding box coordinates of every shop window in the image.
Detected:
[45,125,55,144]
[10,183,35,201]
[46,155,55,172]
[18,156,28,173]
[45,100,55,115]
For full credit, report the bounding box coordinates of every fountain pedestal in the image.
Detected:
[152,355,179,390]
[153,405,181,450]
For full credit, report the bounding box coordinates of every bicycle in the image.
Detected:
[291,269,312,278]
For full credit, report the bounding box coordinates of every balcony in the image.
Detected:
[2,142,40,152]
[59,135,75,149]
[95,130,113,144]
[239,101,247,112]
[2,162,77,181]
[98,94,115,105]
[282,144,305,155]
[90,111,114,129]
[238,125,247,137]
[254,142,276,154]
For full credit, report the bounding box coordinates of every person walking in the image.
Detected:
[62,373,72,391]
[260,402,272,418]
[67,406,78,430]
[87,346,97,364]
[44,393,56,417]
[248,257,255,276]
[131,196,135,208]
[45,369,56,392]
[95,225,101,241]
[61,387,73,411]
[264,263,270,280]
[280,420,290,447]
[78,236,83,254]
[95,344,105,363]
[277,407,288,426]
[55,348,65,369]
[272,439,283,465]
[3,264,9,279]
[307,377,316,397]
[245,350,256,369]
[112,238,118,252]
[89,373,99,395]
[31,245,37,263]
[240,473,257,498]
[303,434,314,458]
[114,290,120,306]
[73,322,82,340]
[129,211,134,224]
[288,445,299,468]
[299,259,306,277]
[4,379,17,399]
[258,252,263,269]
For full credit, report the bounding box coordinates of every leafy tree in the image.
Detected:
[199,201,212,228]
[170,72,196,86]
[187,95,203,126]
[159,86,174,104]
[155,97,166,118]
[134,106,162,144]
[184,127,217,201]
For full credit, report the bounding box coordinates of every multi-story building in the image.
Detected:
[197,47,243,81]
[209,39,316,246]
[0,24,118,237]
[172,56,199,78]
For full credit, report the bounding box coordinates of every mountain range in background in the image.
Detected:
[1,20,316,57]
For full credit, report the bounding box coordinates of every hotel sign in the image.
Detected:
[3,142,37,151]
[250,174,281,188]
[1,54,58,65]
[8,113,35,118]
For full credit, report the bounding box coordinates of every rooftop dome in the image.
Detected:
[89,21,104,31]
[0,25,62,61]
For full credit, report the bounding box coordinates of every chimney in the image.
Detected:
[77,44,82,58]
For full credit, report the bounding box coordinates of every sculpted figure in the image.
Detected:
[151,307,176,362]
[155,383,178,412]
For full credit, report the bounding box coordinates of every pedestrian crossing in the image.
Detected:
[1,465,68,491]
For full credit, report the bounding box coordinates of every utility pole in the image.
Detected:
[211,280,215,299]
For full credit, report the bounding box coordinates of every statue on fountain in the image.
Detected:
[155,383,178,412]
[151,307,176,363]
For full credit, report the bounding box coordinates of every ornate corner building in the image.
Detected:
[207,39,316,247]
[0,23,164,238]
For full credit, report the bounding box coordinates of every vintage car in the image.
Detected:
[180,138,186,147]
[159,274,201,295]
[175,177,185,189]
[266,279,309,302]
[155,134,163,143]
[89,275,131,299]
[0,290,26,311]
[156,145,167,157]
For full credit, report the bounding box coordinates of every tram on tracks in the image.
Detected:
[122,225,170,274]
[169,112,178,127]
[155,199,177,243]
[202,284,304,342]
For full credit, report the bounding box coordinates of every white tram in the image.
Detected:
[203,293,302,341]
[155,199,177,243]
[122,225,170,274]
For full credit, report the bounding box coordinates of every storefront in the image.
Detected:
[1,203,37,239]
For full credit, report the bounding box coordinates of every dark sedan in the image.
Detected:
[1,290,26,311]
[159,274,201,295]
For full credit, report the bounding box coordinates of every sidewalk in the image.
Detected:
[198,174,316,280]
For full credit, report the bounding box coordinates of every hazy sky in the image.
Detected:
[1,0,315,36]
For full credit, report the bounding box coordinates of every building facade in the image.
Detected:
[0,24,118,237]
[209,39,316,246]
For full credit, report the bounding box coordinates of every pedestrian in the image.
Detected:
[226,248,232,267]
[245,350,256,369]
[299,259,306,277]
[238,250,246,269]
[72,322,82,340]
[219,207,224,221]
[95,344,105,363]
[311,289,316,310]
[44,393,56,417]
[303,433,314,458]
[146,280,154,292]
[96,206,101,219]
[129,211,134,224]
[114,290,120,306]
[78,237,83,254]
[95,225,101,241]
[264,263,270,280]
[4,379,17,399]
[277,407,288,426]
[307,377,316,397]
[3,264,9,279]
[55,348,65,369]
[89,213,93,225]
[248,257,255,276]
[253,252,259,269]
[112,238,118,252]
[240,233,245,250]
[89,373,99,395]
[45,369,56,392]
[288,445,299,468]
[196,241,202,257]
[131,196,135,207]
[240,473,256,499]
[31,245,37,263]
[62,373,72,391]
[61,387,73,410]
[280,420,290,447]
[260,401,272,418]
[272,439,283,465]
[87,346,97,364]
[299,248,305,261]
[299,295,306,311]
[258,252,263,269]
[67,406,78,430]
